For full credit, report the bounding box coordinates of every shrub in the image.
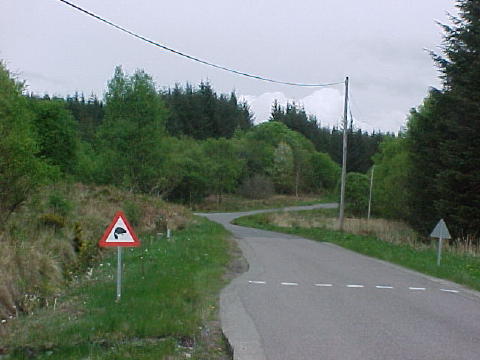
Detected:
[238,174,275,199]
[310,152,341,191]
[124,200,142,227]
[38,213,66,229]
[345,172,370,217]
[72,222,84,253]
[47,193,72,216]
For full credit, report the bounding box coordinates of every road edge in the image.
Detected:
[220,279,267,360]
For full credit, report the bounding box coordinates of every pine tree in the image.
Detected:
[163,83,253,139]
[407,0,480,237]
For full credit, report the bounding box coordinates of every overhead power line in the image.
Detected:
[56,0,344,88]
[349,91,382,132]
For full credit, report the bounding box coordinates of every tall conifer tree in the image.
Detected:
[407,0,480,236]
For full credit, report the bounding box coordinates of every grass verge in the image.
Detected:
[192,193,336,213]
[2,216,233,359]
[0,183,190,324]
[233,210,480,292]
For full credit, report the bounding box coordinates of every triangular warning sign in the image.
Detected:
[99,211,140,247]
[430,219,451,239]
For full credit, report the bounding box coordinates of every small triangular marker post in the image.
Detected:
[430,219,451,266]
[430,219,451,240]
[99,211,140,247]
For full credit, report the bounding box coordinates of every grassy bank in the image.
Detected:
[192,193,336,213]
[233,210,480,292]
[2,216,233,359]
[0,183,189,326]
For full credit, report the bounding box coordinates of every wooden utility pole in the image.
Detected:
[339,76,349,231]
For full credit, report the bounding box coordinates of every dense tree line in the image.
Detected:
[1,55,402,221]
[270,101,390,173]
[163,82,253,139]
[65,92,104,143]
[372,0,480,240]
[54,83,386,176]
[1,64,344,213]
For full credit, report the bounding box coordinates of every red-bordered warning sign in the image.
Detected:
[99,211,140,247]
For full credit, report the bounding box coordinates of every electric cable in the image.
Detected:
[56,0,344,88]
[348,90,381,132]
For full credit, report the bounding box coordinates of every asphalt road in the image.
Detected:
[198,204,480,360]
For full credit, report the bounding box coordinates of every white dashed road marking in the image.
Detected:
[440,289,459,293]
[248,281,460,295]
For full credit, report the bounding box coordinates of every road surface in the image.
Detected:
[198,204,480,360]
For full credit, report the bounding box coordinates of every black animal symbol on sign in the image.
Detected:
[114,227,127,239]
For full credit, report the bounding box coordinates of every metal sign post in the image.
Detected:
[116,247,122,302]
[430,219,451,266]
[99,211,140,302]
[436,236,443,266]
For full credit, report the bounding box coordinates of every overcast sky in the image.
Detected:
[1,0,458,132]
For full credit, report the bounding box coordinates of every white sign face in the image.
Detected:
[430,219,452,239]
[104,217,136,243]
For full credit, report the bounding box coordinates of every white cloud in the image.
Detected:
[240,89,407,133]
[239,92,287,124]
[240,88,344,127]
[300,89,344,128]
[366,110,408,134]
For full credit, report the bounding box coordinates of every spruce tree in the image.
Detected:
[407,0,480,237]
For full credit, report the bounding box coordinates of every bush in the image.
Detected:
[48,193,72,216]
[38,213,66,229]
[238,174,275,199]
[310,152,341,191]
[371,138,410,219]
[345,172,370,217]
[124,200,142,227]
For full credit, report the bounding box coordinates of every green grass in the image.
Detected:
[193,193,337,213]
[3,217,232,359]
[233,212,480,292]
